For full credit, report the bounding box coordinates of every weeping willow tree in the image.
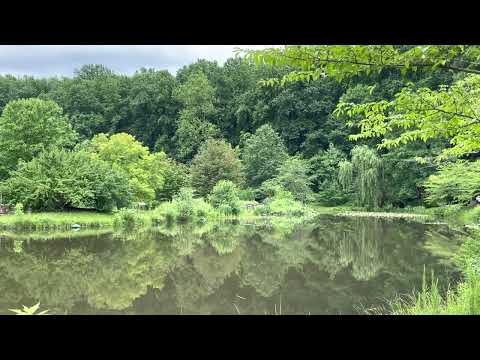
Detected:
[338,146,384,209]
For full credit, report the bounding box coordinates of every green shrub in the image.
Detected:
[193,198,215,219]
[0,148,132,212]
[238,187,256,201]
[456,206,480,225]
[113,208,144,230]
[275,156,314,203]
[255,179,279,201]
[391,265,480,315]
[190,139,244,197]
[254,185,308,217]
[172,187,196,221]
[208,180,241,215]
[430,204,464,219]
[14,203,24,215]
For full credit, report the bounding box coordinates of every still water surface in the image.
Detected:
[0,215,464,314]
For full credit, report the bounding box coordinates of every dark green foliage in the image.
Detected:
[309,144,348,205]
[241,124,289,187]
[174,71,219,160]
[381,144,438,207]
[156,159,190,202]
[190,139,244,197]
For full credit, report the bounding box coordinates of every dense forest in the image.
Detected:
[1,45,475,214]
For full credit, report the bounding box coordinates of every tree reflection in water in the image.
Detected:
[0,216,462,314]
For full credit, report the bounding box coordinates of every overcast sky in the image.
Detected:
[0,45,280,78]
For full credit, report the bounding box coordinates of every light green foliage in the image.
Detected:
[153,189,217,224]
[274,156,314,203]
[0,148,131,212]
[241,45,476,84]
[456,233,480,272]
[14,203,24,216]
[113,208,145,230]
[335,75,480,159]
[0,98,77,178]
[9,302,49,315]
[208,180,241,215]
[190,139,244,197]
[424,160,480,205]
[392,266,480,315]
[86,133,168,203]
[338,146,383,209]
[387,227,480,315]
[255,185,310,217]
[163,187,215,222]
[241,124,289,186]
[172,187,196,221]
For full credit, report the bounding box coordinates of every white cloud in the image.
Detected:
[0,45,281,78]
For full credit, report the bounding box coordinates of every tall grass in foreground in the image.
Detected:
[364,231,480,315]
[389,267,480,315]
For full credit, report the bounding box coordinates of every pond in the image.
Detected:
[0,215,466,315]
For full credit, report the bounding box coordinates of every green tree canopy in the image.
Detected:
[309,144,348,205]
[241,45,480,84]
[336,74,480,160]
[174,71,219,160]
[0,98,77,178]
[424,160,480,205]
[241,124,289,186]
[190,139,244,197]
[208,180,241,215]
[338,145,384,209]
[273,156,314,203]
[0,148,131,211]
[85,133,168,202]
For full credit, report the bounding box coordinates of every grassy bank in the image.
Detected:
[379,231,480,315]
[0,205,453,232]
[0,212,114,230]
[391,271,480,315]
[2,203,478,232]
